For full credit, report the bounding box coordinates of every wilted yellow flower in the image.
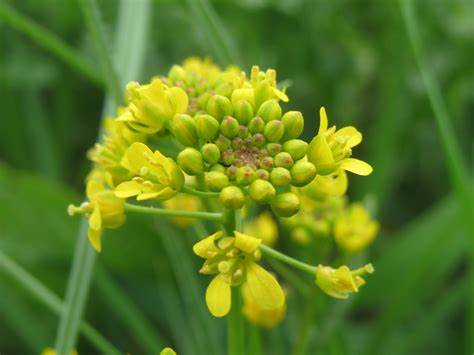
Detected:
[162,194,201,228]
[315,263,374,299]
[68,180,125,252]
[115,142,184,201]
[307,107,372,176]
[117,79,188,134]
[41,347,78,355]
[244,211,278,247]
[334,203,379,254]
[193,231,285,317]
[242,282,286,328]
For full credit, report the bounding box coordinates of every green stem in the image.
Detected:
[266,258,311,296]
[399,1,474,351]
[0,250,120,355]
[182,184,220,198]
[125,202,224,222]
[248,324,262,355]
[0,1,102,86]
[260,244,317,275]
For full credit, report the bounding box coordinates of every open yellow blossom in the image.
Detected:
[315,263,374,299]
[162,194,201,228]
[115,142,184,201]
[300,169,348,200]
[117,79,188,134]
[334,203,379,254]
[307,107,372,176]
[244,211,278,247]
[68,180,125,252]
[242,282,286,328]
[193,231,285,317]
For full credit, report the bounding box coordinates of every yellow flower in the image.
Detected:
[193,231,285,317]
[307,107,372,176]
[41,348,77,355]
[300,169,348,200]
[160,347,177,355]
[244,211,278,247]
[117,79,188,134]
[242,282,286,328]
[334,203,379,254]
[115,142,184,201]
[162,194,201,228]
[68,180,125,252]
[315,263,374,299]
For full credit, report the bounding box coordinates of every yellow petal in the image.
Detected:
[193,231,222,258]
[88,227,102,252]
[272,87,289,102]
[86,180,103,199]
[168,87,188,113]
[339,158,373,176]
[307,134,335,172]
[205,275,231,317]
[124,142,154,173]
[114,181,143,198]
[234,231,261,254]
[89,205,102,231]
[318,107,328,134]
[245,262,285,310]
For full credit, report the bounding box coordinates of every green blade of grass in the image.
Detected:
[399,1,474,351]
[53,1,150,353]
[0,0,102,86]
[0,250,120,355]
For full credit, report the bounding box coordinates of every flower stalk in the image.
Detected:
[124,203,224,222]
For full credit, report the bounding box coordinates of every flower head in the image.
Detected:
[307,107,372,176]
[193,231,285,317]
[334,203,379,254]
[68,180,125,252]
[315,263,374,299]
[114,142,184,201]
[242,282,286,328]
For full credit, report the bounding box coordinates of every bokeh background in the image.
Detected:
[0,0,472,354]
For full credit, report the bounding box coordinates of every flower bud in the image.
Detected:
[201,143,220,164]
[177,148,204,175]
[260,156,274,170]
[220,186,246,209]
[266,143,282,156]
[222,150,235,165]
[253,133,266,148]
[196,114,220,141]
[270,167,291,186]
[215,135,231,151]
[256,169,270,180]
[197,92,212,109]
[220,116,240,138]
[227,165,238,180]
[281,111,304,140]
[271,192,300,217]
[249,179,276,203]
[264,120,285,142]
[238,125,249,138]
[207,94,233,122]
[274,152,294,169]
[168,65,185,83]
[248,116,265,134]
[283,139,308,161]
[205,171,229,192]
[234,100,254,125]
[290,161,317,187]
[236,166,257,186]
[231,88,255,108]
[257,99,282,122]
[172,114,198,146]
[210,163,226,174]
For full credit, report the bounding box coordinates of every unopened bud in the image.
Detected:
[238,125,249,138]
[270,167,291,186]
[283,139,308,161]
[266,143,282,156]
[290,161,317,187]
[196,114,219,141]
[172,114,198,146]
[201,143,220,164]
[260,156,274,170]
[281,111,304,139]
[168,65,185,83]
[236,166,257,186]
[253,133,266,147]
[271,192,300,217]
[207,95,233,122]
[274,152,294,169]
[222,150,236,165]
[210,163,226,174]
[220,186,246,209]
[248,116,265,134]
[220,116,240,138]
[249,179,276,203]
[205,171,229,192]
[197,92,212,108]
[231,88,255,108]
[256,169,269,180]
[257,99,282,122]
[177,148,204,175]
[215,135,231,151]
[264,120,285,142]
[234,100,254,125]
[227,165,238,180]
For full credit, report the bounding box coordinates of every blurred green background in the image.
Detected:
[0,0,472,354]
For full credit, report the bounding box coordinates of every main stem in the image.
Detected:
[224,209,244,355]
[125,203,224,222]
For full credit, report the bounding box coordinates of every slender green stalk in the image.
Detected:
[125,202,224,221]
[182,185,220,198]
[399,1,474,351]
[0,250,120,355]
[260,244,317,275]
[78,0,122,104]
[266,258,311,296]
[0,0,102,86]
[248,324,262,355]
[291,287,319,355]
